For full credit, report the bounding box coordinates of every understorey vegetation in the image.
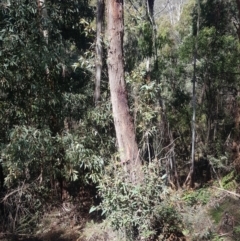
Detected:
[1,0,240,240]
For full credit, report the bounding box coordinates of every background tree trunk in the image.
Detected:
[184,0,200,188]
[234,0,240,138]
[94,0,104,104]
[107,0,141,174]
[236,0,240,40]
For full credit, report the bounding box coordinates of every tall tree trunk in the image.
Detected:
[147,0,154,17]
[146,0,180,187]
[236,0,240,40]
[37,0,48,44]
[0,163,4,191]
[94,0,104,104]
[184,0,200,188]
[234,0,240,138]
[146,0,157,61]
[107,0,141,175]
[231,0,240,175]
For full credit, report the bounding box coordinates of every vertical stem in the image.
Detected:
[190,0,200,187]
[146,0,157,63]
[235,0,240,138]
[94,0,104,104]
[236,0,240,40]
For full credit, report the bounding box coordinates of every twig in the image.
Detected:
[0,232,34,237]
[210,162,222,188]
[213,186,240,198]
[127,0,145,19]
[1,183,28,202]
[1,189,19,202]
[218,232,233,237]
[154,0,170,18]
[156,137,180,157]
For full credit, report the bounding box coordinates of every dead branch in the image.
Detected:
[1,183,29,203]
[156,137,180,157]
[213,186,240,198]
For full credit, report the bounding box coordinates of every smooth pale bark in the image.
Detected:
[94,0,104,104]
[107,0,141,171]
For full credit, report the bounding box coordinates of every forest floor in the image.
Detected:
[1,182,240,241]
[177,186,240,241]
[32,186,240,241]
[0,204,120,241]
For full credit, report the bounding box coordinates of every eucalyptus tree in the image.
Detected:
[197,0,238,148]
[107,0,141,177]
[97,2,186,239]
[233,0,240,140]
[184,0,200,188]
[177,0,240,179]
[123,0,182,187]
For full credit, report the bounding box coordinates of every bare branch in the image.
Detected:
[213,186,240,198]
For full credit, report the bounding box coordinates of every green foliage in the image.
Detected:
[209,196,240,240]
[0,0,113,234]
[177,6,240,155]
[95,162,183,240]
[137,21,154,57]
[0,0,94,135]
[63,132,105,183]
[177,0,195,38]
[182,188,210,206]
[126,65,164,160]
[212,235,224,241]
[209,155,233,179]
[1,0,240,237]
[3,126,55,187]
[0,0,101,183]
[221,171,237,190]
[233,226,240,240]
[193,0,233,35]
[2,125,105,186]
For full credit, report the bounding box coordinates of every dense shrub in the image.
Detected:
[93,161,183,240]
